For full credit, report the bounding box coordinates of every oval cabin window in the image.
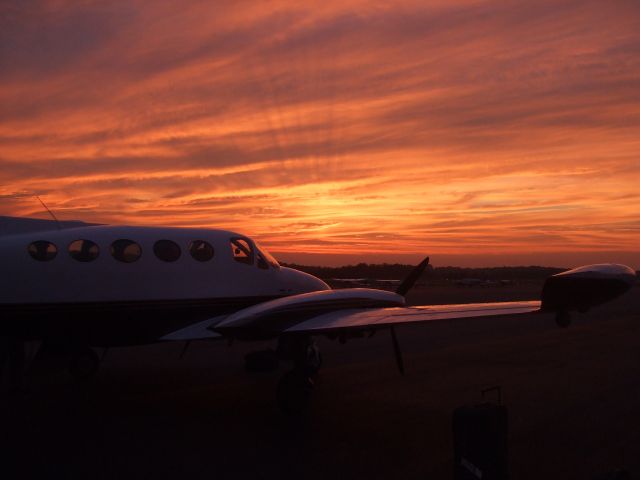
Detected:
[27,240,57,261]
[154,239,181,262]
[68,239,99,262]
[111,239,142,263]
[189,240,214,262]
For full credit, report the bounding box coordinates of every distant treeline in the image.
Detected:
[281,263,567,281]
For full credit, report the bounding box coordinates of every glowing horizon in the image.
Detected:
[1,1,638,268]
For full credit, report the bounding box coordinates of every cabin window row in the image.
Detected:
[27,238,216,264]
[28,237,279,270]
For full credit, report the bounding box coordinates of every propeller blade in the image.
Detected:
[390,326,405,375]
[179,340,191,359]
[396,256,430,296]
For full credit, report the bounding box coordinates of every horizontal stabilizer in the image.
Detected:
[160,317,226,341]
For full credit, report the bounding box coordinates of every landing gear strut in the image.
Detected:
[275,336,322,414]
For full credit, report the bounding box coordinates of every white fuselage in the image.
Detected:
[0,224,329,345]
[0,225,328,304]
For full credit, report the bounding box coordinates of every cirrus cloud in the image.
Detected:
[1,0,638,267]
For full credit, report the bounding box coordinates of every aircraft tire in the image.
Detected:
[276,370,314,414]
[68,347,100,382]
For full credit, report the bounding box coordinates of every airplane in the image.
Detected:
[0,216,636,412]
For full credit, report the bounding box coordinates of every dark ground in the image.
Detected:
[1,282,639,479]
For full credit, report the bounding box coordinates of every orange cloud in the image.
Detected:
[1,0,638,267]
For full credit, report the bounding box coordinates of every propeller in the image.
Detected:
[396,257,430,296]
[179,340,191,359]
[389,257,430,374]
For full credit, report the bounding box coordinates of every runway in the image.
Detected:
[2,282,639,479]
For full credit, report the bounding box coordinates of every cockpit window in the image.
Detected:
[111,239,142,263]
[256,252,269,269]
[68,239,99,262]
[189,240,214,262]
[27,240,57,261]
[254,242,280,269]
[154,240,181,262]
[230,237,253,265]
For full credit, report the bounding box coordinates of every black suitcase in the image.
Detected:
[452,389,508,480]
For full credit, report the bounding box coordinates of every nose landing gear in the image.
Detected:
[275,336,322,414]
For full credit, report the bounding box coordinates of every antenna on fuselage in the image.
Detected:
[35,195,61,230]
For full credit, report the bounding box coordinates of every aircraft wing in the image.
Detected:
[211,288,548,340]
[167,263,635,341]
[159,299,540,342]
[213,261,636,340]
[284,300,541,334]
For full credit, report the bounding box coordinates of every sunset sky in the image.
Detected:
[1,0,638,267]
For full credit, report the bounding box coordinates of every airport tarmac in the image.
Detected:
[1,282,639,479]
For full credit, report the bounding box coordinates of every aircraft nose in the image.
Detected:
[279,267,330,294]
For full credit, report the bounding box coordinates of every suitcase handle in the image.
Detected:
[481,385,502,404]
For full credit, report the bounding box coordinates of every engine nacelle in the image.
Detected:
[214,288,405,340]
[541,263,636,313]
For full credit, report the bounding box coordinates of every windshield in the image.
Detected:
[254,242,280,269]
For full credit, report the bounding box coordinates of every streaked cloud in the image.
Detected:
[1,0,638,267]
